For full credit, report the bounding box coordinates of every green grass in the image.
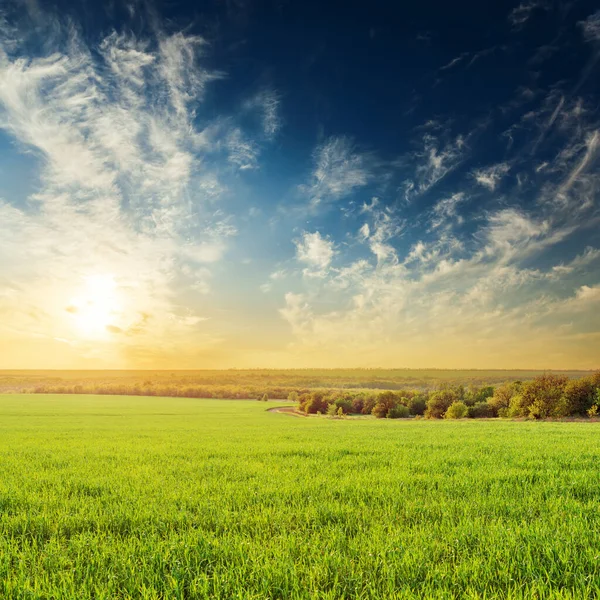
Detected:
[1,394,600,599]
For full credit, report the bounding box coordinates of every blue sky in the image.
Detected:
[0,0,599,369]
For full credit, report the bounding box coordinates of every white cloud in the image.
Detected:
[244,88,281,138]
[0,13,242,365]
[429,192,466,229]
[226,127,259,170]
[472,163,510,191]
[404,132,468,200]
[295,231,335,272]
[508,2,544,28]
[579,11,600,43]
[305,136,370,206]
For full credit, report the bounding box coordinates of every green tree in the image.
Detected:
[521,374,569,419]
[408,395,427,416]
[559,377,595,416]
[372,391,399,419]
[445,401,468,419]
[425,388,459,419]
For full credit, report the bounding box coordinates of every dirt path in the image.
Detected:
[267,406,307,417]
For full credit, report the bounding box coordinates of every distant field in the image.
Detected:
[0,368,592,394]
[1,394,599,599]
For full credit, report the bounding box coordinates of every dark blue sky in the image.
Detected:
[0,0,599,368]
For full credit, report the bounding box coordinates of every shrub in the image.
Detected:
[327,403,338,417]
[508,394,528,418]
[303,392,329,414]
[334,396,353,415]
[489,382,519,413]
[522,374,568,419]
[371,391,398,419]
[560,378,595,416]
[425,389,459,419]
[361,394,378,415]
[351,396,365,414]
[588,404,599,418]
[497,407,509,418]
[261,393,269,402]
[445,401,468,419]
[288,391,299,403]
[408,395,427,416]
[387,405,410,419]
[468,401,495,418]
[464,385,495,406]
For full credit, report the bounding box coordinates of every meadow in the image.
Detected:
[2,394,600,599]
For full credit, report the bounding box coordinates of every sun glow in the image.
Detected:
[67,275,121,338]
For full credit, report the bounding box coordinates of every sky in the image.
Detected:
[0,0,599,370]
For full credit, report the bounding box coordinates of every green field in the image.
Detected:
[2,395,600,599]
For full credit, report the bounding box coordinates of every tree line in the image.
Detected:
[294,373,600,419]
[20,372,600,420]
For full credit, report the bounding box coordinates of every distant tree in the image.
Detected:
[489,382,520,414]
[288,391,299,403]
[361,394,378,415]
[445,401,468,419]
[521,374,569,419]
[372,391,399,419]
[468,401,495,419]
[387,404,410,419]
[507,394,528,418]
[261,393,269,402]
[425,388,459,419]
[334,396,353,415]
[303,392,328,414]
[408,395,427,416]
[351,396,365,414]
[559,377,595,416]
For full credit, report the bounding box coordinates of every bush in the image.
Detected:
[522,374,568,419]
[507,394,528,418]
[445,401,468,419]
[387,405,410,419]
[408,395,427,416]
[327,403,338,417]
[468,401,495,419]
[287,391,299,403]
[371,391,399,419]
[489,382,519,413]
[560,378,595,416]
[303,392,329,414]
[361,394,379,415]
[425,389,459,419]
[334,396,353,415]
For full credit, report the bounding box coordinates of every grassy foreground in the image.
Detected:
[1,395,600,599]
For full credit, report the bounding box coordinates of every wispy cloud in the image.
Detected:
[508,1,545,29]
[472,163,511,191]
[403,131,468,200]
[0,7,244,365]
[244,87,282,138]
[579,11,600,43]
[303,136,371,207]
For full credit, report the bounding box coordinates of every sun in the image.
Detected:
[66,275,121,338]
